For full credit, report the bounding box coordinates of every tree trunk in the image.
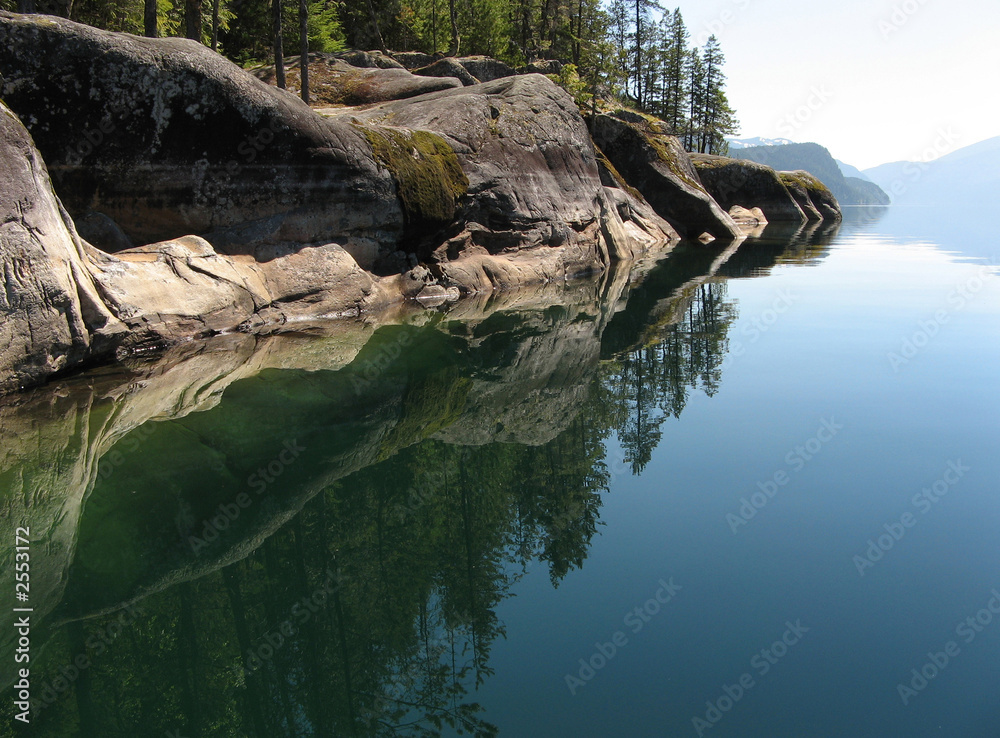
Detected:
[366,0,387,52]
[17,0,35,13]
[185,0,201,41]
[144,0,157,37]
[273,0,286,89]
[211,0,220,50]
[448,0,459,55]
[299,0,309,103]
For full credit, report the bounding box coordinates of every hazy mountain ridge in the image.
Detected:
[864,136,1000,206]
[732,142,890,207]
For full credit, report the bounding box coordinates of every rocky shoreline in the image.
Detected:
[0,11,841,394]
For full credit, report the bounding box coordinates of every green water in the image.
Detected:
[2,209,999,737]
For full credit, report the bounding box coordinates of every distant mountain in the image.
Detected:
[726,136,792,150]
[863,136,1000,207]
[836,159,871,182]
[732,142,890,207]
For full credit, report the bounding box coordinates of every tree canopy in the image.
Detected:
[2,0,738,152]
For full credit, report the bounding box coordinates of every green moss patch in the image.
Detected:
[358,124,469,227]
[595,144,644,201]
[640,126,703,189]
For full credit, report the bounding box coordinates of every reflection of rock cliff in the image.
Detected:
[0,227,843,735]
[0,234,748,685]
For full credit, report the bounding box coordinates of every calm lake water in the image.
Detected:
[2,206,998,737]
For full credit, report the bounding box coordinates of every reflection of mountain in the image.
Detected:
[0,232,824,736]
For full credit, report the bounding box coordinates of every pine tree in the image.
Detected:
[699,35,738,154]
[684,46,703,151]
[663,8,687,133]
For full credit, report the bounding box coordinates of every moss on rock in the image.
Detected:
[358,124,469,228]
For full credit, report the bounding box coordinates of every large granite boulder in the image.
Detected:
[590,113,741,241]
[333,49,405,69]
[0,101,125,393]
[0,95,385,387]
[413,57,479,86]
[779,170,842,221]
[690,153,807,222]
[390,50,437,69]
[353,75,677,288]
[0,11,401,250]
[456,56,516,82]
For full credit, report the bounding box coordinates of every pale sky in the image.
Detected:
[675,0,1000,169]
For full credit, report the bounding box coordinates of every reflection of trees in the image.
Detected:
[607,281,736,473]
[12,246,742,738]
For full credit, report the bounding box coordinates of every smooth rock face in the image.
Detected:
[591,113,741,241]
[456,56,517,82]
[354,75,677,288]
[413,58,479,86]
[0,98,383,387]
[691,153,807,222]
[0,17,680,392]
[0,102,125,393]
[0,12,401,249]
[87,236,383,347]
[780,171,842,221]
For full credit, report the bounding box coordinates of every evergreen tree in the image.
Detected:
[684,46,704,151]
[662,8,688,133]
[699,35,738,154]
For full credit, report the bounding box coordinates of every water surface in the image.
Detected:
[1,209,998,737]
